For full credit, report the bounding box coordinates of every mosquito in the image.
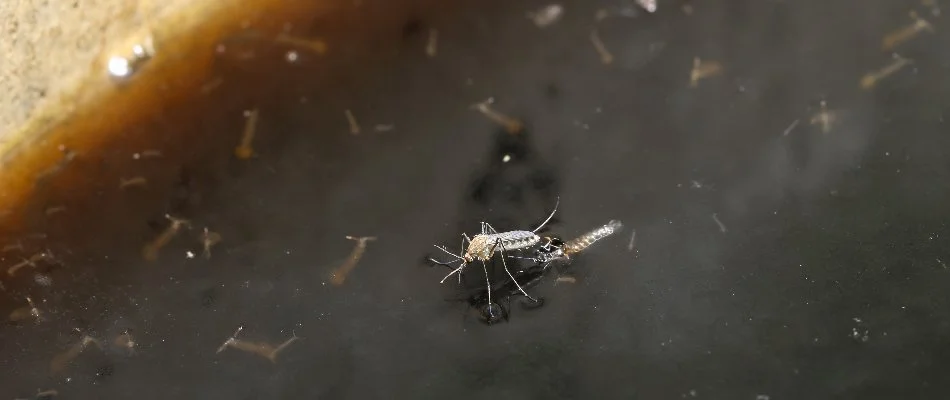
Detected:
[430,198,560,318]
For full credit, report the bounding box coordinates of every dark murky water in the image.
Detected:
[4,0,950,398]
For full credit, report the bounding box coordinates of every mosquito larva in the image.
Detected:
[344,109,361,135]
[782,119,800,136]
[329,236,377,286]
[471,98,524,134]
[44,206,66,216]
[142,215,191,261]
[201,228,222,259]
[882,11,933,51]
[589,28,614,65]
[216,326,299,363]
[275,33,328,54]
[7,252,51,277]
[690,57,723,87]
[555,276,577,284]
[133,149,163,159]
[860,54,913,90]
[527,4,564,28]
[50,335,102,375]
[35,389,59,398]
[426,28,439,57]
[119,176,148,189]
[235,109,259,160]
[9,296,43,323]
[711,213,727,233]
[809,100,836,134]
[3,240,24,252]
[374,124,395,132]
[113,331,136,355]
[627,229,637,252]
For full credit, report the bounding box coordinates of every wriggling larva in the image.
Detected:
[329,236,376,286]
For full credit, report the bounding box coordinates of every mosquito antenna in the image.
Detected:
[532,196,560,233]
[428,257,460,267]
[433,245,464,261]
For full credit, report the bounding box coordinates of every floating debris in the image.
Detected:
[107,35,156,79]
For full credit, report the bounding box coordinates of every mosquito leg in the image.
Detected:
[498,240,539,302]
[440,263,467,283]
[480,259,493,319]
[484,223,500,234]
